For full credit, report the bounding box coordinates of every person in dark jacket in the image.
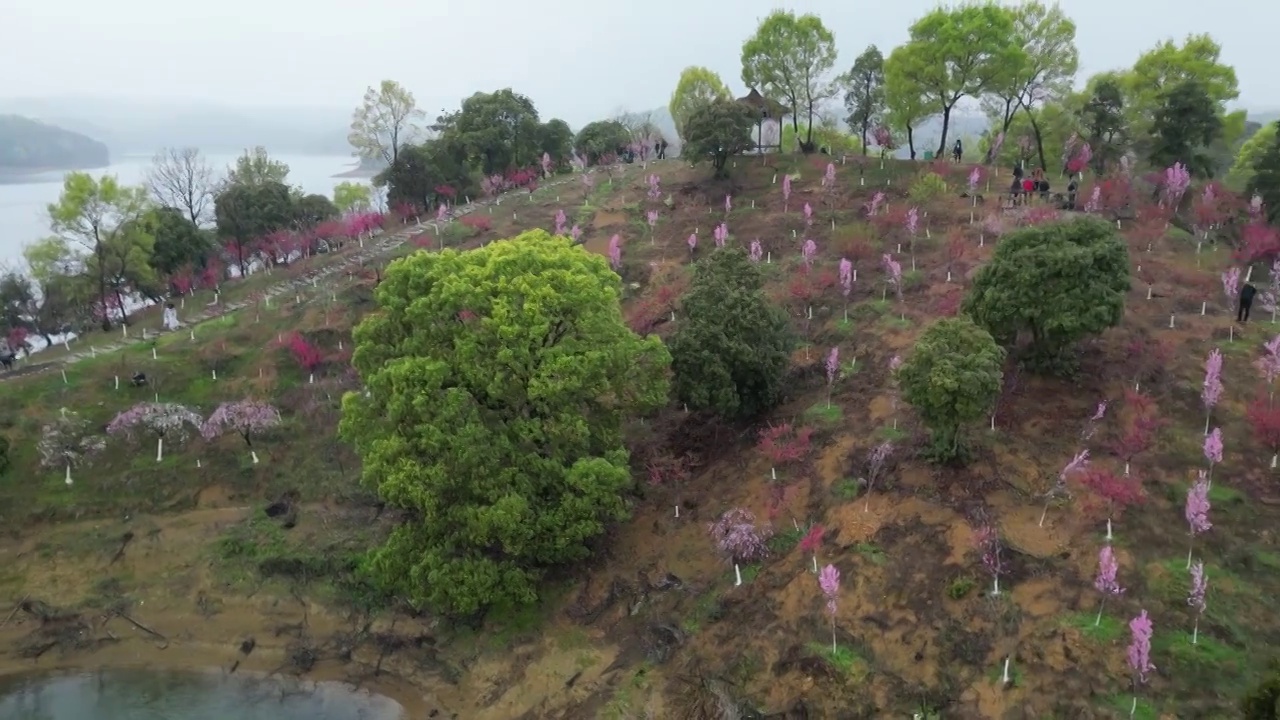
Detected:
[1240,283,1258,322]
[952,139,963,162]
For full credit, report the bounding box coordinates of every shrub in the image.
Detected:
[459,214,493,232]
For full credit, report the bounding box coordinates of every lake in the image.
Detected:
[0,668,406,719]
[0,153,371,266]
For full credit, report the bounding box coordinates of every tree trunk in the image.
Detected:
[936,105,954,158]
[114,287,129,324]
[1025,106,1049,173]
[906,125,917,160]
[96,246,111,331]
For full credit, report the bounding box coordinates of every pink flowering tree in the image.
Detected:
[107,402,204,462]
[1041,450,1089,527]
[687,232,698,255]
[645,210,659,244]
[863,441,894,511]
[974,524,1003,595]
[1203,427,1222,487]
[708,508,772,566]
[1186,474,1212,568]
[1162,162,1191,208]
[801,239,817,270]
[782,175,792,213]
[822,163,838,216]
[1222,267,1241,312]
[881,253,903,309]
[607,234,622,271]
[38,409,107,486]
[1187,560,1209,645]
[838,258,853,320]
[541,152,552,177]
[825,347,839,407]
[646,174,661,201]
[554,209,567,235]
[818,564,840,653]
[724,194,732,214]
[803,202,813,230]
[1258,335,1280,406]
[749,239,763,262]
[201,400,281,464]
[1093,545,1124,625]
[798,524,825,573]
[1202,348,1223,434]
[1127,611,1155,715]
[570,225,582,243]
[714,222,728,249]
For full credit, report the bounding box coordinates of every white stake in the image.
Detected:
[197,458,201,468]
[65,464,73,486]
[1169,314,1176,328]
[734,564,742,586]
[61,369,67,384]
[1147,287,1152,300]
[211,369,217,381]
[156,437,164,462]
[114,375,119,390]
[1002,657,1011,685]
[1201,302,1206,316]
[250,451,260,464]
[152,347,157,360]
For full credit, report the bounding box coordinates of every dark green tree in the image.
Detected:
[340,229,670,616]
[0,435,9,477]
[1247,122,1280,227]
[141,207,214,277]
[377,138,472,212]
[898,317,1004,464]
[668,248,792,420]
[1243,659,1280,719]
[450,89,542,174]
[213,181,293,276]
[963,216,1129,374]
[841,45,886,155]
[681,99,757,179]
[1079,76,1128,175]
[292,193,339,228]
[537,119,575,169]
[1149,77,1223,177]
[574,120,631,165]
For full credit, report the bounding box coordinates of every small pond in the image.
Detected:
[0,668,406,719]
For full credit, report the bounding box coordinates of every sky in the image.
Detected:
[1,0,1272,127]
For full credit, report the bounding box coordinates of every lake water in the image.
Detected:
[0,153,370,266]
[0,668,406,719]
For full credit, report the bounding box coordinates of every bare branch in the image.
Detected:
[146,147,217,227]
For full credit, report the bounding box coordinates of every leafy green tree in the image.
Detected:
[1079,75,1128,174]
[225,147,290,187]
[883,61,933,160]
[888,5,1022,157]
[1242,659,1280,719]
[214,181,293,276]
[448,89,541,174]
[47,173,152,330]
[0,270,36,337]
[574,120,631,164]
[899,317,1004,463]
[333,181,373,213]
[963,216,1129,374]
[23,237,94,342]
[1247,122,1280,227]
[681,99,757,179]
[840,45,886,155]
[348,79,423,166]
[1229,121,1276,189]
[981,2,1078,169]
[537,119,575,168]
[669,66,732,142]
[669,248,792,420]
[741,10,838,151]
[293,193,340,227]
[1149,78,1223,177]
[141,207,214,277]
[377,138,472,212]
[1121,34,1239,127]
[340,230,670,616]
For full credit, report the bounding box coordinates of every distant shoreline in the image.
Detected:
[0,162,111,183]
[331,167,377,179]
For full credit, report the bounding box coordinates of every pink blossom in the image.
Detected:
[554,209,567,235]
[818,563,840,616]
[1186,475,1212,535]
[1203,427,1223,465]
[749,239,762,262]
[714,222,728,248]
[725,194,732,213]
[201,400,281,447]
[801,239,817,268]
[905,207,919,236]
[825,347,839,387]
[1127,610,1155,684]
[607,234,622,270]
[646,209,658,229]
[822,163,836,192]
[1188,561,1208,613]
[868,192,885,217]
[1202,349,1223,410]
[570,224,582,242]
[1094,545,1124,596]
[708,508,771,563]
[838,258,853,297]
[1222,267,1241,301]
[687,233,697,252]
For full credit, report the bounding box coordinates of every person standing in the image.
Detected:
[1240,283,1258,322]
[952,139,963,162]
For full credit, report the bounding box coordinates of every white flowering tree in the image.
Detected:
[106,402,204,462]
[201,400,281,464]
[38,409,107,485]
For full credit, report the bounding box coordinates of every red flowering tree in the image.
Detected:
[1076,466,1146,540]
[1246,395,1280,468]
[460,214,493,233]
[1108,390,1164,477]
[758,423,814,481]
[285,333,323,382]
[647,451,692,516]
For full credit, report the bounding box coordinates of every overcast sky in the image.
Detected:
[2,0,1270,127]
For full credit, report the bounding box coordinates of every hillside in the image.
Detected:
[0,115,109,173]
[0,156,1275,718]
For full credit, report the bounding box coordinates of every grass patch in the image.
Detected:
[854,542,886,565]
[601,663,654,720]
[681,588,723,634]
[877,425,908,442]
[768,525,804,554]
[1063,611,1124,643]
[804,401,843,427]
[1107,694,1157,720]
[1154,630,1248,675]
[946,576,976,600]
[805,642,866,678]
[832,478,862,501]
[985,657,1025,687]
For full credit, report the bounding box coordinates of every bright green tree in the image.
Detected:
[447,89,542,174]
[963,216,1129,374]
[1247,122,1280,227]
[681,99,757,179]
[333,182,373,213]
[882,59,933,160]
[740,10,838,151]
[225,147,290,187]
[348,79,423,166]
[899,317,1004,464]
[1149,78,1224,177]
[537,119,575,168]
[1078,75,1129,174]
[1122,34,1238,124]
[1229,122,1277,189]
[669,248,792,420]
[888,5,1022,157]
[341,230,670,616]
[669,66,732,142]
[47,173,152,330]
[840,45,886,155]
[214,181,294,276]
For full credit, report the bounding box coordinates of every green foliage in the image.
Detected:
[0,114,109,170]
[537,119,575,168]
[963,216,1129,374]
[1248,122,1280,227]
[213,181,294,274]
[908,173,947,205]
[780,122,862,155]
[668,67,732,141]
[681,99,757,179]
[1122,34,1239,126]
[225,146,290,186]
[1079,76,1128,174]
[292,193,340,227]
[445,89,542,174]
[840,45,886,151]
[0,435,9,477]
[333,181,373,213]
[946,576,975,600]
[340,230,671,616]
[348,79,423,166]
[378,137,473,211]
[668,248,793,420]
[1242,659,1280,719]
[574,120,631,164]
[1149,78,1224,177]
[740,10,838,149]
[898,317,1004,463]
[141,207,213,277]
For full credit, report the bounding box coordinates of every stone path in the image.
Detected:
[0,177,579,384]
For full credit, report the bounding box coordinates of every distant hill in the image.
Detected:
[0,114,109,173]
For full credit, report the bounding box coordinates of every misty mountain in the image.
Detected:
[0,114,109,173]
[0,96,355,157]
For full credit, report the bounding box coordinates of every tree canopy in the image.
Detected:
[840,45,886,155]
[740,10,838,151]
[574,120,630,165]
[669,67,732,142]
[340,230,670,615]
[681,99,757,179]
[348,79,423,167]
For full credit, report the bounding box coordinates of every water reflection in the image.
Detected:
[0,668,405,719]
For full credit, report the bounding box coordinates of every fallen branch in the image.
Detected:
[117,612,169,649]
[0,594,28,628]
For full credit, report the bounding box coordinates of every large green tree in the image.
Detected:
[377,137,473,212]
[341,230,670,616]
[740,10,838,151]
[1149,78,1223,176]
[898,317,1004,464]
[888,5,1022,157]
[841,45,886,155]
[964,216,1129,373]
[1229,121,1277,189]
[333,181,373,213]
[47,173,152,330]
[446,89,542,175]
[213,181,293,276]
[537,119,575,169]
[141,206,214,277]
[669,247,792,420]
[348,79,423,166]
[681,99,757,179]
[883,64,933,160]
[22,238,94,342]
[574,120,631,165]
[669,67,732,143]
[225,147,290,187]
[1078,75,1128,175]
[1122,34,1239,123]
[1247,122,1280,227]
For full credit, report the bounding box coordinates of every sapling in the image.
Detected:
[708,508,771,583]
[1126,610,1155,717]
[724,194,732,213]
[1186,560,1209,644]
[554,209,567,236]
[1202,348,1223,434]
[864,441,893,510]
[607,234,622,270]
[1093,545,1124,625]
[38,409,107,486]
[646,210,658,243]
[904,207,919,268]
[1040,450,1089,527]
[1223,267,1241,314]
[974,525,1003,595]
[803,202,813,229]
[713,222,728,248]
[801,239,816,270]
[882,253,903,315]
[107,402,203,462]
[818,564,840,654]
[1185,474,1212,568]
[757,424,814,482]
[1256,335,1280,406]
[1081,401,1108,441]
[201,400,281,464]
[799,524,825,573]
[749,239,763,262]
[1078,466,1145,542]
[1203,427,1222,488]
[888,355,903,428]
[782,175,791,213]
[570,225,582,243]
[687,233,697,254]
[838,258,853,320]
[825,347,839,407]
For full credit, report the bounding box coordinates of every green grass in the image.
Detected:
[805,642,866,678]
[804,401,843,427]
[681,588,723,634]
[768,525,804,554]
[1063,611,1124,643]
[1106,694,1157,720]
[832,478,861,501]
[854,542,886,564]
[946,575,976,600]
